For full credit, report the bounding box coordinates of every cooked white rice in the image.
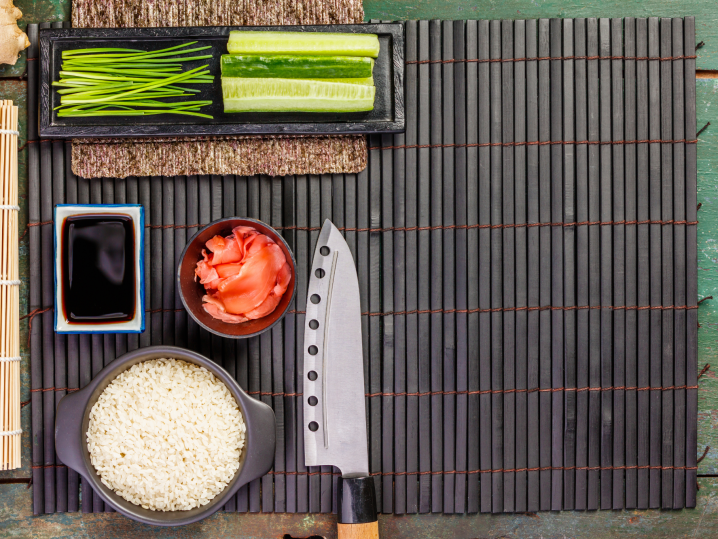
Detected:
[86,358,245,511]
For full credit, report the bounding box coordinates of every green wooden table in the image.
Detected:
[2,1,718,537]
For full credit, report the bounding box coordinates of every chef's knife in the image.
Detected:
[304,219,378,539]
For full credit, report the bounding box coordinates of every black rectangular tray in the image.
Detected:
[39,24,405,138]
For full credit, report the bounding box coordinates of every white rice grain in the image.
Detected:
[86,358,245,511]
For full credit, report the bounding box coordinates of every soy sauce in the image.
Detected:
[61,214,135,324]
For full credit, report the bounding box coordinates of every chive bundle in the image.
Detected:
[53,42,214,118]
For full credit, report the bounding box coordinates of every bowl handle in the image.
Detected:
[237,396,277,485]
[55,388,90,475]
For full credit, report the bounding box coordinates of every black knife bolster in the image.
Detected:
[337,476,378,524]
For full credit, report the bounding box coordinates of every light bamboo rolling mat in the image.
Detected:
[0,100,20,471]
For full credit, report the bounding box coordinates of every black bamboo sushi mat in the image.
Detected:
[27,17,699,514]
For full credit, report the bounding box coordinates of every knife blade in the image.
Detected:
[304,219,378,539]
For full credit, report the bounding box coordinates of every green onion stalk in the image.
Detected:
[53,42,214,118]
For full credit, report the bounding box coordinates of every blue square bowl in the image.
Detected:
[54,204,145,334]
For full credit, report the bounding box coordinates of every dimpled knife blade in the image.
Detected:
[303,219,369,478]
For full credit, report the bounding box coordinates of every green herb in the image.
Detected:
[53,42,214,118]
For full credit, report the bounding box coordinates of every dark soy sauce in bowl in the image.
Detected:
[61,214,135,324]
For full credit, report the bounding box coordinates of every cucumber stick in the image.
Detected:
[222,77,375,113]
[221,55,374,79]
[318,77,374,86]
[227,31,380,58]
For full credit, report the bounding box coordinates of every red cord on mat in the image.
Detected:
[369,139,697,151]
[405,54,697,64]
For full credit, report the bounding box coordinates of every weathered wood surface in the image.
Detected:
[696,79,718,476]
[364,0,718,70]
[3,0,718,78]
[1,0,718,535]
[1,479,718,537]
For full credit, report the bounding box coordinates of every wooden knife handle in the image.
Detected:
[337,476,379,539]
[338,521,379,539]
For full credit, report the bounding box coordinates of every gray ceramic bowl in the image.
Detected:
[55,346,276,526]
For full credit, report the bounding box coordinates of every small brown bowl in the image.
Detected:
[178,217,296,339]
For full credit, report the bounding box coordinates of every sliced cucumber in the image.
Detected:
[316,77,374,86]
[220,55,374,79]
[222,77,376,113]
[227,31,380,58]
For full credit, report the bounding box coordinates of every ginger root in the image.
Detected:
[0,0,29,65]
